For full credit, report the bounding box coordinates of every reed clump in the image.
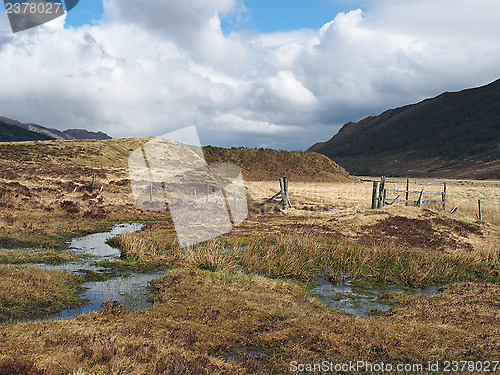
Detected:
[114,230,500,287]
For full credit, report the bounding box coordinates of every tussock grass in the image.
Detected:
[114,230,500,287]
[0,265,85,322]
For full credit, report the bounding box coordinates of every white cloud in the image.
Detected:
[1,0,500,150]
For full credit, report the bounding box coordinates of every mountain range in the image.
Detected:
[308,78,500,179]
[0,116,111,142]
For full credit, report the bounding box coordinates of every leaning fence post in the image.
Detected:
[442,183,447,211]
[478,199,483,221]
[371,181,379,209]
[219,188,224,207]
[418,189,424,208]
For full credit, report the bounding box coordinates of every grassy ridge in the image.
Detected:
[0,138,351,182]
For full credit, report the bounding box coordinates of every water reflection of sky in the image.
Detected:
[30,223,168,321]
[312,277,441,317]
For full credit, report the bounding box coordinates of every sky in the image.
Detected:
[0,0,499,150]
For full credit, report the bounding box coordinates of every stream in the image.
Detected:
[33,223,166,320]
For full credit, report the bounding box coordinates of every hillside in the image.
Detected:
[0,120,52,142]
[0,116,112,142]
[203,145,351,182]
[0,138,351,182]
[308,78,500,179]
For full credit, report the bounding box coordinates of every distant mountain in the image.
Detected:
[0,120,53,142]
[308,79,500,179]
[0,116,112,142]
[63,129,112,140]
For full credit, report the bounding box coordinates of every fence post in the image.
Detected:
[283,177,289,211]
[371,181,379,209]
[279,178,284,204]
[442,183,447,211]
[90,173,96,192]
[219,188,224,207]
[382,189,387,206]
[377,176,386,209]
[418,190,424,208]
[478,199,483,221]
[405,179,410,207]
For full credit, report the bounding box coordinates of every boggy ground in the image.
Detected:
[0,270,499,374]
[109,205,499,287]
[0,151,499,373]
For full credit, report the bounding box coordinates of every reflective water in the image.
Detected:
[68,222,144,258]
[32,223,167,320]
[311,277,441,316]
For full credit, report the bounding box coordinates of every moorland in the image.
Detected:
[0,138,498,374]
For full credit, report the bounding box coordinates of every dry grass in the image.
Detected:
[245,178,500,226]
[0,249,78,265]
[0,264,84,322]
[0,141,498,373]
[113,221,500,288]
[0,270,499,374]
[0,161,165,248]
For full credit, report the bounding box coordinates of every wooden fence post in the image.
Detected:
[282,177,289,211]
[382,189,387,206]
[377,176,386,209]
[405,179,410,207]
[442,183,447,211]
[371,181,379,209]
[418,190,424,208]
[219,189,224,207]
[90,173,96,192]
[478,200,483,221]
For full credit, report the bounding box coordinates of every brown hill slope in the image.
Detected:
[308,79,500,179]
[0,138,351,182]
